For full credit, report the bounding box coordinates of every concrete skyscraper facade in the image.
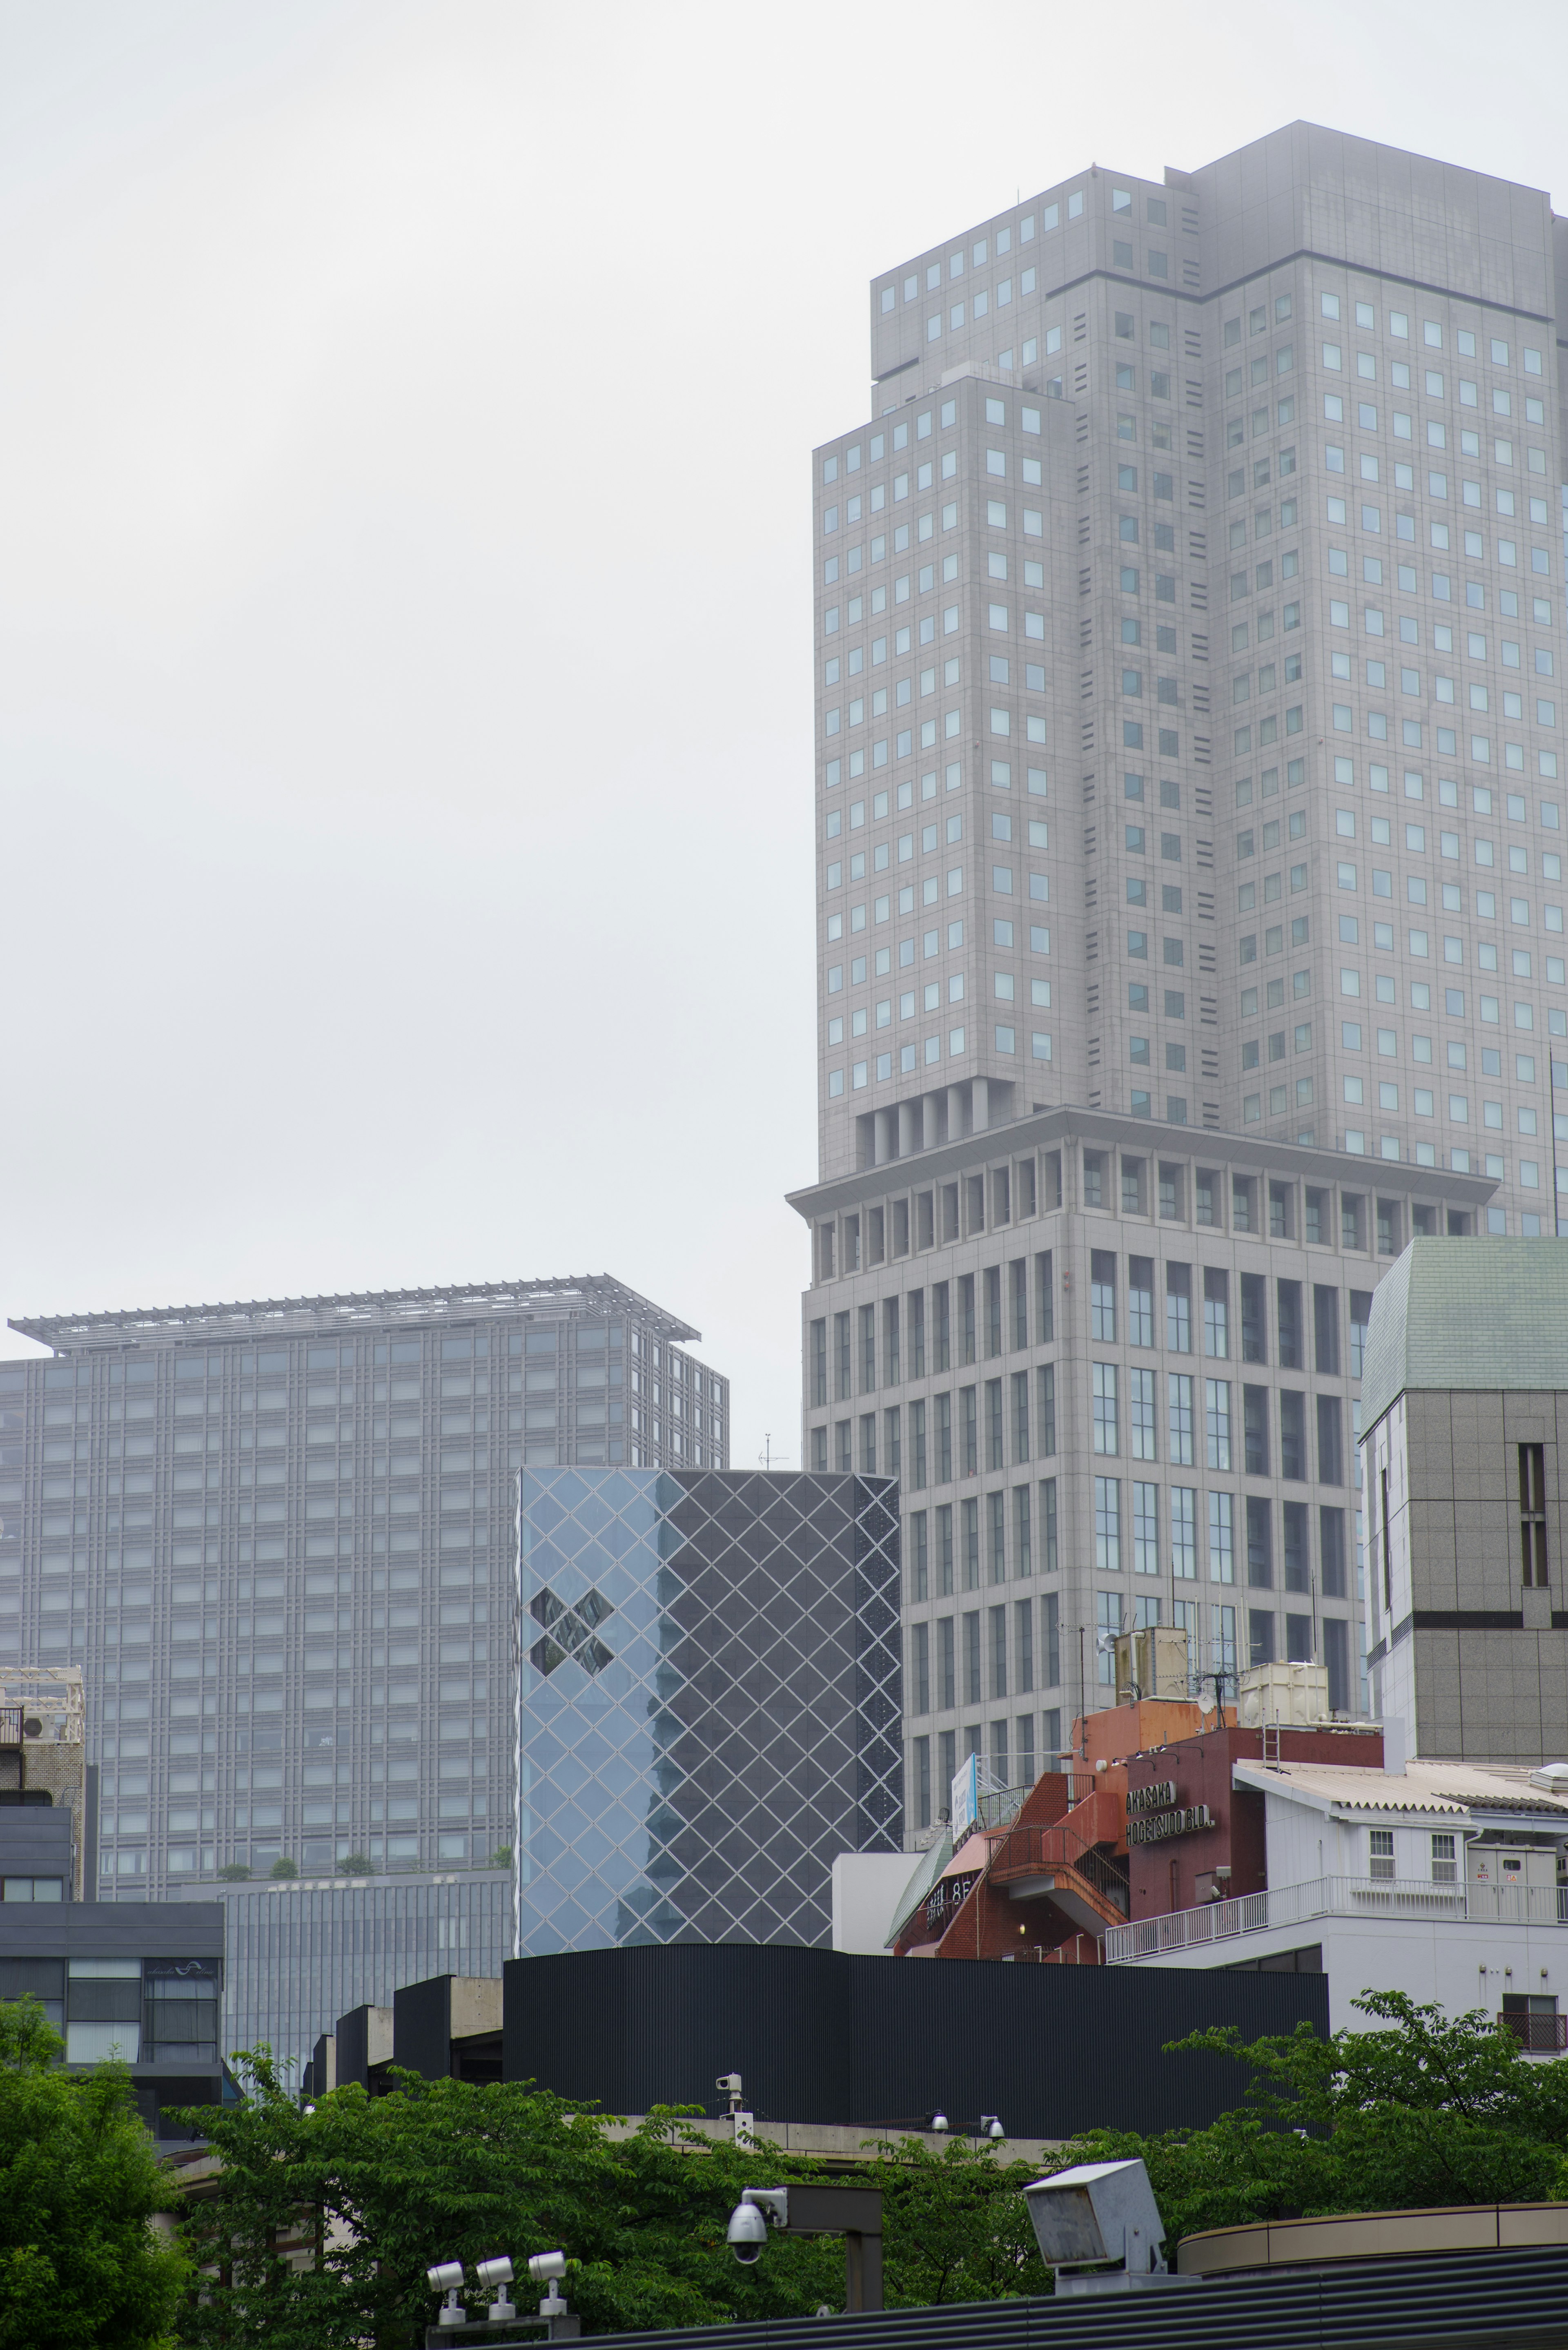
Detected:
[0,1275,727,1900]
[794,124,1568,1836]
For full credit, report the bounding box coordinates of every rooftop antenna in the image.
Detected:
[758,1434,787,1469]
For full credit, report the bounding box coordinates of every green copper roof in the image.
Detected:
[1360,1238,1568,1430]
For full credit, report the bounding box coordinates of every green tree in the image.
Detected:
[268,1859,298,1881]
[0,1998,189,2350]
[1062,1990,1568,2247]
[859,2135,1050,2304]
[175,2054,847,2348]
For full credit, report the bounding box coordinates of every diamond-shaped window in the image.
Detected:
[529,1585,615,1677]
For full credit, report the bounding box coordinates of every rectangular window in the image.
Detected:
[1244,1385,1270,1476]
[964,1610,982,1705]
[885,1404,902,1483]
[1283,1498,1310,1592]
[810,1318,827,1407]
[1205,1378,1232,1470]
[962,1384,978,1476]
[1240,1271,1267,1364]
[1016,1595,1034,1693]
[1133,1481,1159,1575]
[1092,1362,1119,1454]
[1171,1486,1197,1579]
[1369,1826,1395,1882]
[1279,1389,1306,1479]
[1007,1257,1029,1353]
[912,1620,931,1712]
[1317,1395,1344,1485]
[1129,1365,1156,1460]
[883,1296,901,1385]
[1246,1494,1273,1587]
[936,1391,953,1483]
[1209,1490,1235,1583]
[1044,1587,1060,1684]
[1165,1261,1192,1350]
[1203,1267,1229,1357]
[962,1494,981,1588]
[937,1502,955,1598]
[988,1487,1006,1583]
[1037,1363,1057,1456]
[1036,1250,1054,1341]
[1314,1284,1341,1373]
[860,1302,876,1392]
[985,1377,1004,1471]
[1521,1442,1550,1587]
[835,1310,851,1399]
[1091,1249,1118,1340]
[938,1615,956,1709]
[1320,1505,1347,1598]
[1094,1476,1122,1572]
[1276,1279,1303,1369]
[909,1509,929,1601]
[910,1398,927,1489]
[934,1281,951,1371]
[1168,1372,1194,1463]
[1041,1477,1058,1575]
[1128,1254,1154,1345]
[1013,1483,1032,1576]
[990,1602,1008,1699]
[909,1288,926,1378]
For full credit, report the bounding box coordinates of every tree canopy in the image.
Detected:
[1070,1989,1568,2245]
[0,1998,188,2350]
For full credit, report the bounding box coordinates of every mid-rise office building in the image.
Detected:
[796,123,1568,1833]
[0,1275,727,1900]
[183,1862,511,2082]
[1361,1236,1568,1760]
[517,1468,902,1951]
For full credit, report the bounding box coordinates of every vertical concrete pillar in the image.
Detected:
[972,1076,990,1132]
[873,1109,893,1165]
[898,1101,918,1157]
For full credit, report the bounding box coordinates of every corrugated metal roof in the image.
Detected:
[1360,1237,1568,1430]
[1233,1758,1568,1819]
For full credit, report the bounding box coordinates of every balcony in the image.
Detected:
[1499,2011,1568,2053]
[1105,1875,1568,1963]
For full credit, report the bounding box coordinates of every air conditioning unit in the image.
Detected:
[1113,1625,1189,1705]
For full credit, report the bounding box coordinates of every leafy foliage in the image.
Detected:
[173,2056,1042,2344]
[0,1998,189,2350]
[1064,1990,1568,2247]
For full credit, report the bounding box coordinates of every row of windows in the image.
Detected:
[897,1480,1356,1601]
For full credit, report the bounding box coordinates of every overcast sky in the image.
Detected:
[4,0,1568,1455]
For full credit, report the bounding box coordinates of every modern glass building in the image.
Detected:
[517,1469,902,1953]
[181,1864,511,2081]
[0,1275,727,1904]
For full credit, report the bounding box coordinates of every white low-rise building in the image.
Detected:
[1107,1756,1568,2040]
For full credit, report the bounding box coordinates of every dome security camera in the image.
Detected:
[931,2111,949,2134]
[727,2203,768,2265]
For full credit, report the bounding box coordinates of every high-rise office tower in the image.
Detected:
[0,1275,728,1901]
[793,124,1564,1833]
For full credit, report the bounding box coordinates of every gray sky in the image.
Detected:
[4,0,1568,1458]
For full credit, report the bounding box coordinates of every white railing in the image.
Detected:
[1104,1875,1568,1962]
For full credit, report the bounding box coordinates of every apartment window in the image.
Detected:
[1520,1443,1550,1587]
[1431,1832,1457,1885]
[1369,1827,1395,1882]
